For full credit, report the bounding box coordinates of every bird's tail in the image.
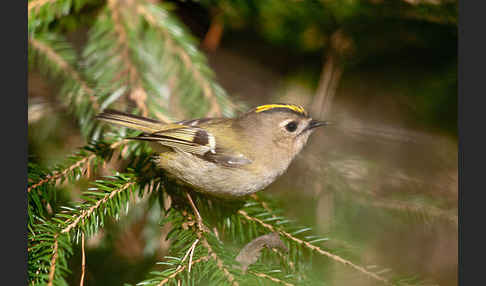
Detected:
[96,109,165,133]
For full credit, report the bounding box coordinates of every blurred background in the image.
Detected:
[28,0,457,285]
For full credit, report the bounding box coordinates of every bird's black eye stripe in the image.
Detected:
[285,121,298,132]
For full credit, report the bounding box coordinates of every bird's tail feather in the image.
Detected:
[96,109,164,133]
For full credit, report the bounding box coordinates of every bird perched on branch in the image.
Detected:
[97,104,328,199]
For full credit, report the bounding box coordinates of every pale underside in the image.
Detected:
[153,147,291,199]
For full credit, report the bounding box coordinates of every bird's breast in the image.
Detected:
[155,149,291,199]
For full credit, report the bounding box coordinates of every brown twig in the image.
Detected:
[156,256,209,286]
[271,247,296,271]
[28,37,100,110]
[249,271,294,286]
[249,195,299,275]
[47,235,59,286]
[28,154,95,193]
[311,29,353,118]
[176,238,199,272]
[108,0,149,117]
[201,11,224,52]
[238,210,392,285]
[80,232,86,286]
[181,207,238,285]
[27,140,126,193]
[185,192,208,232]
[188,238,198,273]
[250,194,275,217]
[311,52,341,118]
[61,181,136,234]
[201,237,239,286]
[136,4,222,117]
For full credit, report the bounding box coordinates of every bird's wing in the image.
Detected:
[202,148,252,167]
[133,126,252,167]
[134,126,215,155]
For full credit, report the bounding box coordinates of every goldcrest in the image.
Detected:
[97,104,328,198]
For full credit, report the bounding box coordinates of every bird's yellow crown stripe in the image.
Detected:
[255,104,308,116]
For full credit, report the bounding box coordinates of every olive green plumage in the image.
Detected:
[96,104,328,198]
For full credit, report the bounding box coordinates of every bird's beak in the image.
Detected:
[300,119,330,134]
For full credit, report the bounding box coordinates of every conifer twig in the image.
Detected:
[136,4,222,117]
[201,237,239,286]
[249,271,294,286]
[250,195,300,276]
[184,209,238,285]
[311,29,352,118]
[188,238,198,273]
[61,181,136,234]
[28,37,100,110]
[238,210,392,285]
[27,140,126,192]
[156,256,210,286]
[250,194,275,217]
[80,232,86,286]
[28,154,95,193]
[176,238,199,272]
[185,192,207,232]
[108,0,149,117]
[47,235,59,286]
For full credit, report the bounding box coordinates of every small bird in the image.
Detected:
[97,104,328,199]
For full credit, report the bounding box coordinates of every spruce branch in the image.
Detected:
[156,256,210,286]
[28,0,93,36]
[29,35,99,110]
[187,240,198,273]
[136,2,235,118]
[107,0,150,117]
[80,1,238,124]
[61,180,137,234]
[28,139,126,193]
[170,197,301,286]
[28,153,93,193]
[249,271,294,286]
[238,209,393,285]
[28,223,73,286]
[240,196,308,281]
[250,194,278,218]
[136,208,211,286]
[47,235,59,286]
[137,4,220,117]
[28,33,105,137]
[201,237,239,286]
[80,232,86,286]
[180,205,239,285]
[58,167,159,236]
[82,3,174,124]
[28,140,126,231]
[29,169,158,285]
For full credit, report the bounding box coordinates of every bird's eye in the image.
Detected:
[285,121,298,132]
